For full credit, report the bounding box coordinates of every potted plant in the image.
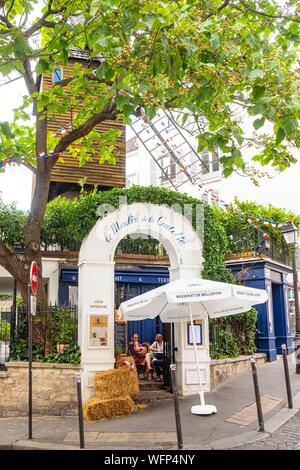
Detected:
[114,345,123,363]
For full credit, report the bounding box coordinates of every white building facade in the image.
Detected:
[126,121,300,215]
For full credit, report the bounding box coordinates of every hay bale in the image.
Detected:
[83,367,140,421]
[83,396,134,421]
[94,367,139,399]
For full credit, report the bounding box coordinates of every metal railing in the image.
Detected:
[228,225,292,267]
[0,304,78,365]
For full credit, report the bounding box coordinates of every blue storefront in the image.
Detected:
[59,265,169,344]
[227,258,295,361]
[59,257,295,361]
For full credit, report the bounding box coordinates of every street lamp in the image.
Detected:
[280,223,300,370]
[281,223,298,246]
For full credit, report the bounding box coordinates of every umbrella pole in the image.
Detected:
[188,304,205,406]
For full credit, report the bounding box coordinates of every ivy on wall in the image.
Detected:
[210,308,258,359]
[43,186,232,283]
[218,197,300,262]
[3,186,299,360]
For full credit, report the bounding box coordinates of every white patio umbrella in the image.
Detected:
[118,277,268,415]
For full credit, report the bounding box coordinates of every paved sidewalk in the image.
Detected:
[237,412,300,450]
[1,355,300,450]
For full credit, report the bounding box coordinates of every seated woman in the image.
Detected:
[130,333,152,378]
[149,334,164,382]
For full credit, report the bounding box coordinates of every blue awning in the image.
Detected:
[60,267,169,285]
[115,270,169,284]
[60,269,78,283]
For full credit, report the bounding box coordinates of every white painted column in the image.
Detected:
[77,202,205,399]
[41,259,60,305]
[78,261,115,399]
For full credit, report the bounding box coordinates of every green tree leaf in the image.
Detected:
[276,127,286,145]
[253,118,265,130]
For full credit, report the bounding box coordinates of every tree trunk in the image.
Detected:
[0,103,118,306]
[23,114,51,307]
[0,115,52,307]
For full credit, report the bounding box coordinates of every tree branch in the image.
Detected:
[22,57,37,95]
[22,162,37,174]
[6,0,14,20]
[0,240,26,282]
[52,102,117,157]
[0,74,23,87]
[0,13,12,29]
[24,0,64,37]
[218,0,230,11]
[235,0,300,23]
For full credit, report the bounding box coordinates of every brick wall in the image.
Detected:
[0,363,80,417]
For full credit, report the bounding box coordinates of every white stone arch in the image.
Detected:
[78,203,209,397]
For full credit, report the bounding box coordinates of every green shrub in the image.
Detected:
[210,308,258,359]
[41,346,81,365]
[51,306,77,345]
[210,327,239,359]
[10,340,44,361]
[10,341,81,364]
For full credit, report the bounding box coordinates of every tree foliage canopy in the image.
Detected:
[0,0,300,174]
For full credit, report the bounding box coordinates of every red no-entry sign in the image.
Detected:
[30,261,38,296]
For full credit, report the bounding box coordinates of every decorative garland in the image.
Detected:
[0,126,69,172]
[0,122,293,234]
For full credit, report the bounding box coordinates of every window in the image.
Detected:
[161,156,176,181]
[201,150,210,175]
[287,288,296,335]
[52,68,63,83]
[211,151,220,172]
[150,158,158,186]
[127,173,139,187]
[200,149,220,177]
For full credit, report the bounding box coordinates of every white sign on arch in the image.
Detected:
[78,202,207,398]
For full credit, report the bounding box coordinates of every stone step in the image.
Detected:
[139,379,165,391]
[134,390,173,405]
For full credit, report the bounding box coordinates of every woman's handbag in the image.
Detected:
[153,352,164,360]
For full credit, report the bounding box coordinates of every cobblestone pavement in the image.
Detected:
[239,411,300,450]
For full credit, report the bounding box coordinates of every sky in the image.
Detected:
[0,79,32,210]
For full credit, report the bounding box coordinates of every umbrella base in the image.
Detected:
[191,404,217,415]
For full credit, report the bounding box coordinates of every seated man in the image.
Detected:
[149,334,165,382]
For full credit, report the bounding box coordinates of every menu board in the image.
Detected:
[115,322,127,354]
[187,320,203,345]
[89,315,108,348]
